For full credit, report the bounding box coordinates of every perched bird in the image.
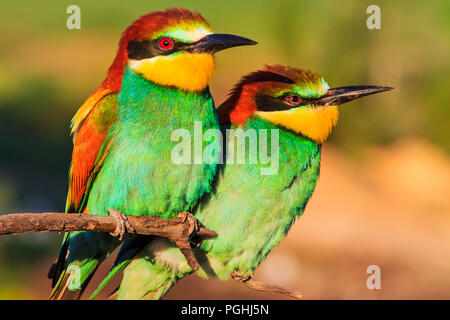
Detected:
[102,65,392,299]
[48,8,256,299]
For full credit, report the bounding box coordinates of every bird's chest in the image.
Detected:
[97,134,215,218]
[196,123,322,278]
[87,78,219,218]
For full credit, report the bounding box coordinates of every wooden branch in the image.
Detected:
[0,211,216,271]
[231,271,303,300]
[0,212,302,298]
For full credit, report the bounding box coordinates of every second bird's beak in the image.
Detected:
[187,34,257,54]
[314,85,393,106]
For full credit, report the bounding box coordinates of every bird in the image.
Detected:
[97,65,392,299]
[48,8,256,299]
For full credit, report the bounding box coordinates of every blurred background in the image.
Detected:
[0,0,449,299]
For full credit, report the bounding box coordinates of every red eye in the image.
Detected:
[158,37,174,50]
[286,95,301,105]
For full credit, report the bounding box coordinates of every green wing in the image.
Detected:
[49,94,119,300]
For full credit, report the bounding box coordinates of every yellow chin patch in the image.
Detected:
[255,106,339,144]
[129,53,215,92]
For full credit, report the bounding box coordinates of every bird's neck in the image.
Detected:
[117,66,215,124]
[128,53,215,92]
[245,116,321,148]
[254,106,339,145]
[233,116,322,166]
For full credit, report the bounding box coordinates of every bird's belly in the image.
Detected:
[86,142,216,219]
[196,154,321,279]
[200,208,297,280]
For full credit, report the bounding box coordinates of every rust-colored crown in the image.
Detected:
[101,8,209,91]
[218,65,318,124]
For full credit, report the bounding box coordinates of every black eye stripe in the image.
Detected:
[255,95,296,111]
[255,94,316,111]
[127,40,156,60]
[127,38,189,60]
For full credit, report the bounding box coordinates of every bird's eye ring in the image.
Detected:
[285,95,301,106]
[158,37,174,50]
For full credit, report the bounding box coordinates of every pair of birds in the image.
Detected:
[48,8,391,299]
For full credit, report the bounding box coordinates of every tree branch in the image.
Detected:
[0,211,216,271]
[0,212,303,299]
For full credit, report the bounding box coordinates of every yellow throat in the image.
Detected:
[128,53,215,92]
[256,105,339,144]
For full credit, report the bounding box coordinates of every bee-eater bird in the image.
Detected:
[48,8,256,299]
[101,65,392,299]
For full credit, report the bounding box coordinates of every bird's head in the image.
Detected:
[104,8,256,92]
[218,65,392,144]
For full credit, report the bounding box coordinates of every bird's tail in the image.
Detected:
[96,237,192,300]
[48,231,121,300]
[89,235,152,299]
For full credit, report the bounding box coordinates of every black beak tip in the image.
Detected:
[321,85,393,106]
[194,34,258,53]
[377,86,394,92]
[215,34,258,47]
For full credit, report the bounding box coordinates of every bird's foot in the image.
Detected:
[174,211,202,271]
[176,211,200,237]
[177,211,205,248]
[108,209,134,240]
[231,271,251,283]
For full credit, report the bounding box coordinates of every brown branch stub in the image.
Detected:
[231,271,303,300]
[0,211,216,271]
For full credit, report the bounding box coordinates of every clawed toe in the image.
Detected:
[177,211,200,237]
[108,209,134,240]
[231,271,251,282]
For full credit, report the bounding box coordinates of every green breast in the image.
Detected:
[87,67,219,218]
[195,117,321,279]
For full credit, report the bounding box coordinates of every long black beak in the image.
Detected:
[314,85,393,106]
[186,33,257,54]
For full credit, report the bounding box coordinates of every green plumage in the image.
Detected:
[52,66,219,296]
[114,116,321,299]
[197,118,320,278]
[87,65,391,300]
[88,67,218,218]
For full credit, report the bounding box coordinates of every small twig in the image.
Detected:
[231,271,303,299]
[0,211,216,271]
